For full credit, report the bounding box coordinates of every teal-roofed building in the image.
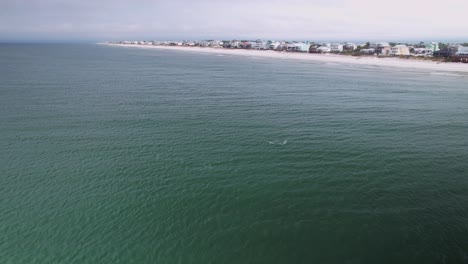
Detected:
[426,42,440,52]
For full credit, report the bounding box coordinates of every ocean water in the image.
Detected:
[1,44,468,264]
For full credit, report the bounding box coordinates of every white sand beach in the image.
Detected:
[103,43,468,74]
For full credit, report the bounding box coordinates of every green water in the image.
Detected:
[1,44,468,263]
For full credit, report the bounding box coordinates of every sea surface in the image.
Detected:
[1,44,468,264]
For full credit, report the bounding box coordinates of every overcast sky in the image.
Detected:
[1,0,467,42]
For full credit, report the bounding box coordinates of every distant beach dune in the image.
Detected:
[103,43,468,74]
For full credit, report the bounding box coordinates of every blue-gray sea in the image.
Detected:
[1,44,468,264]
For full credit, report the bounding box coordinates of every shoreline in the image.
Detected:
[102,43,468,74]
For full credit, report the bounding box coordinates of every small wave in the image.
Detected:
[429,72,466,77]
[268,139,288,145]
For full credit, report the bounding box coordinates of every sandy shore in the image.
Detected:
[102,43,468,74]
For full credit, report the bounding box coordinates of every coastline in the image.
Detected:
[102,43,468,74]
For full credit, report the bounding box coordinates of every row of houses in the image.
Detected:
[115,40,468,60]
[307,41,467,58]
[352,42,440,56]
[224,40,311,52]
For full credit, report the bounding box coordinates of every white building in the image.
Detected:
[412,48,433,57]
[317,46,331,53]
[199,40,209,47]
[370,42,390,49]
[270,41,281,50]
[252,40,270,50]
[199,40,222,47]
[391,45,410,56]
[211,40,223,47]
[360,48,375,54]
[252,42,261,49]
[293,42,311,52]
[344,43,357,51]
[330,43,344,52]
[231,41,241,48]
[456,46,468,56]
[370,42,391,55]
[285,43,296,51]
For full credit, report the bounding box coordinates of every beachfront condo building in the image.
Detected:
[390,45,411,56]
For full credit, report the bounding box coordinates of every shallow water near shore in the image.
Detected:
[1,44,468,264]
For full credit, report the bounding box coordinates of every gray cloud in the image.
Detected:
[1,0,467,42]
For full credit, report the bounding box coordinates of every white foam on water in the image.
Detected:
[430,72,466,77]
[268,139,288,145]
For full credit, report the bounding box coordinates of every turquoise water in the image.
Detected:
[1,44,468,263]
